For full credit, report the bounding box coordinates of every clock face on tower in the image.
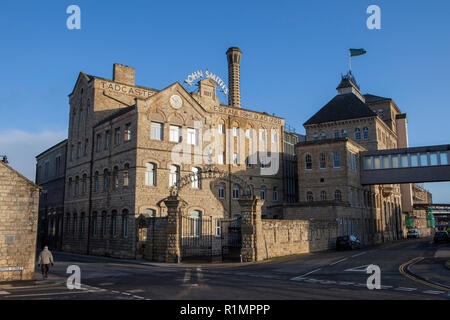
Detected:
[170,95,182,109]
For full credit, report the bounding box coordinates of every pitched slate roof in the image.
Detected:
[304,93,377,126]
[364,94,391,104]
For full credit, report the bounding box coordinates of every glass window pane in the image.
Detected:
[440,152,448,165]
[382,156,390,169]
[411,154,418,167]
[420,153,428,166]
[430,153,438,166]
[392,155,399,168]
[364,157,372,170]
[374,157,381,169]
[401,155,408,168]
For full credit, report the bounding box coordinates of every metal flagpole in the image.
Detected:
[349,50,352,72]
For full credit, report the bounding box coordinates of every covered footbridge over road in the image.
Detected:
[360,144,450,185]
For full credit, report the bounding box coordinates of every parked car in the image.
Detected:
[336,235,361,250]
[407,228,419,239]
[434,231,449,243]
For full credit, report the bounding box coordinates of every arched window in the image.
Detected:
[260,186,266,200]
[334,131,339,139]
[320,191,327,201]
[123,164,129,187]
[363,127,369,140]
[247,185,253,196]
[111,210,118,237]
[341,130,347,138]
[103,169,109,191]
[305,154,312,170]
[319,153,326,169]
[82,174,87,194]
[218,183,225,199]
[122,209,129,238]
[306,191,314,202]
[335,190,342,201]
[233,184,240,200]
[112,166,119,189]
[355,128,361,141]
[191,167,201,189]
[190,210,202,237]
[273,187,279,202]
[320,132,326,140]
[169,165,179,187]
[145,163,156,186]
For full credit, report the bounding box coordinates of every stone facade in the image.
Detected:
[36,139,67,250]
[290,72,414,243]
[0,161,40,281]
[60,48,288,260]
[411,184,433,237]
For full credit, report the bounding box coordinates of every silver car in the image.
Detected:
[407,228,419,239]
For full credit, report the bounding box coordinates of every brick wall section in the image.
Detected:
[0,163,40,282]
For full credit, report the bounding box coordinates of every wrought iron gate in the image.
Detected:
[180,216,242,262]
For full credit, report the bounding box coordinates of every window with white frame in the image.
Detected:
[272,131,278,143]
[124,123,131,142]
[305,154,312,170]
[218,183,225,199]
[187,128,198,145]
[151,122,163,141]
[355,128,361,141]
[145,163,156,186]
[319,153,326,169]
[215,219,222,237]
[333,152,341,168]
[233,126,239,137]
[218,152,225,165]
[363,127,369,140]
[169,125,181,143]
[169,165,179,187]
[191,167,201,189]
[218,124,225,134]
[115,127,121,145]
[190,210,202,237]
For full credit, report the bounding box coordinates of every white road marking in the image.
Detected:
[423,290,445,295]
[127,289,145,293]
[395,287,417,292]
[290,268,322,281]
[338,282,354,286]
[344,265,371,272]
[1,290,97,298]
[0,291,10,295]
[329,258,348,266]
[351,252,367,258]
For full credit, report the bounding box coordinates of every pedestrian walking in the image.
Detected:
[37,246,54,279]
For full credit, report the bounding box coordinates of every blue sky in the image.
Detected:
[0,0,448,202]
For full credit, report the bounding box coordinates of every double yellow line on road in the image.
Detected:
[399,257,449,292]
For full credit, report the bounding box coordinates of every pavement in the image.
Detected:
[0,237,448,300]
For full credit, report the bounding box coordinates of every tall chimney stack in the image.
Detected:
[226,47,242,108]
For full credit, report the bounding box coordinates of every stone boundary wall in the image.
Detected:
[259,219,339,260]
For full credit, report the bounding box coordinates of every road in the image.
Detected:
[0,237,448,300]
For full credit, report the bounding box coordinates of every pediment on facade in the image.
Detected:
[144,82,208,121]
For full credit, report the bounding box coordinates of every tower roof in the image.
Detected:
[336,71,360,91]
[304,93,377,126]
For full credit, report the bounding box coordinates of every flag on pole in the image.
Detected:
[350,48,367,57]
